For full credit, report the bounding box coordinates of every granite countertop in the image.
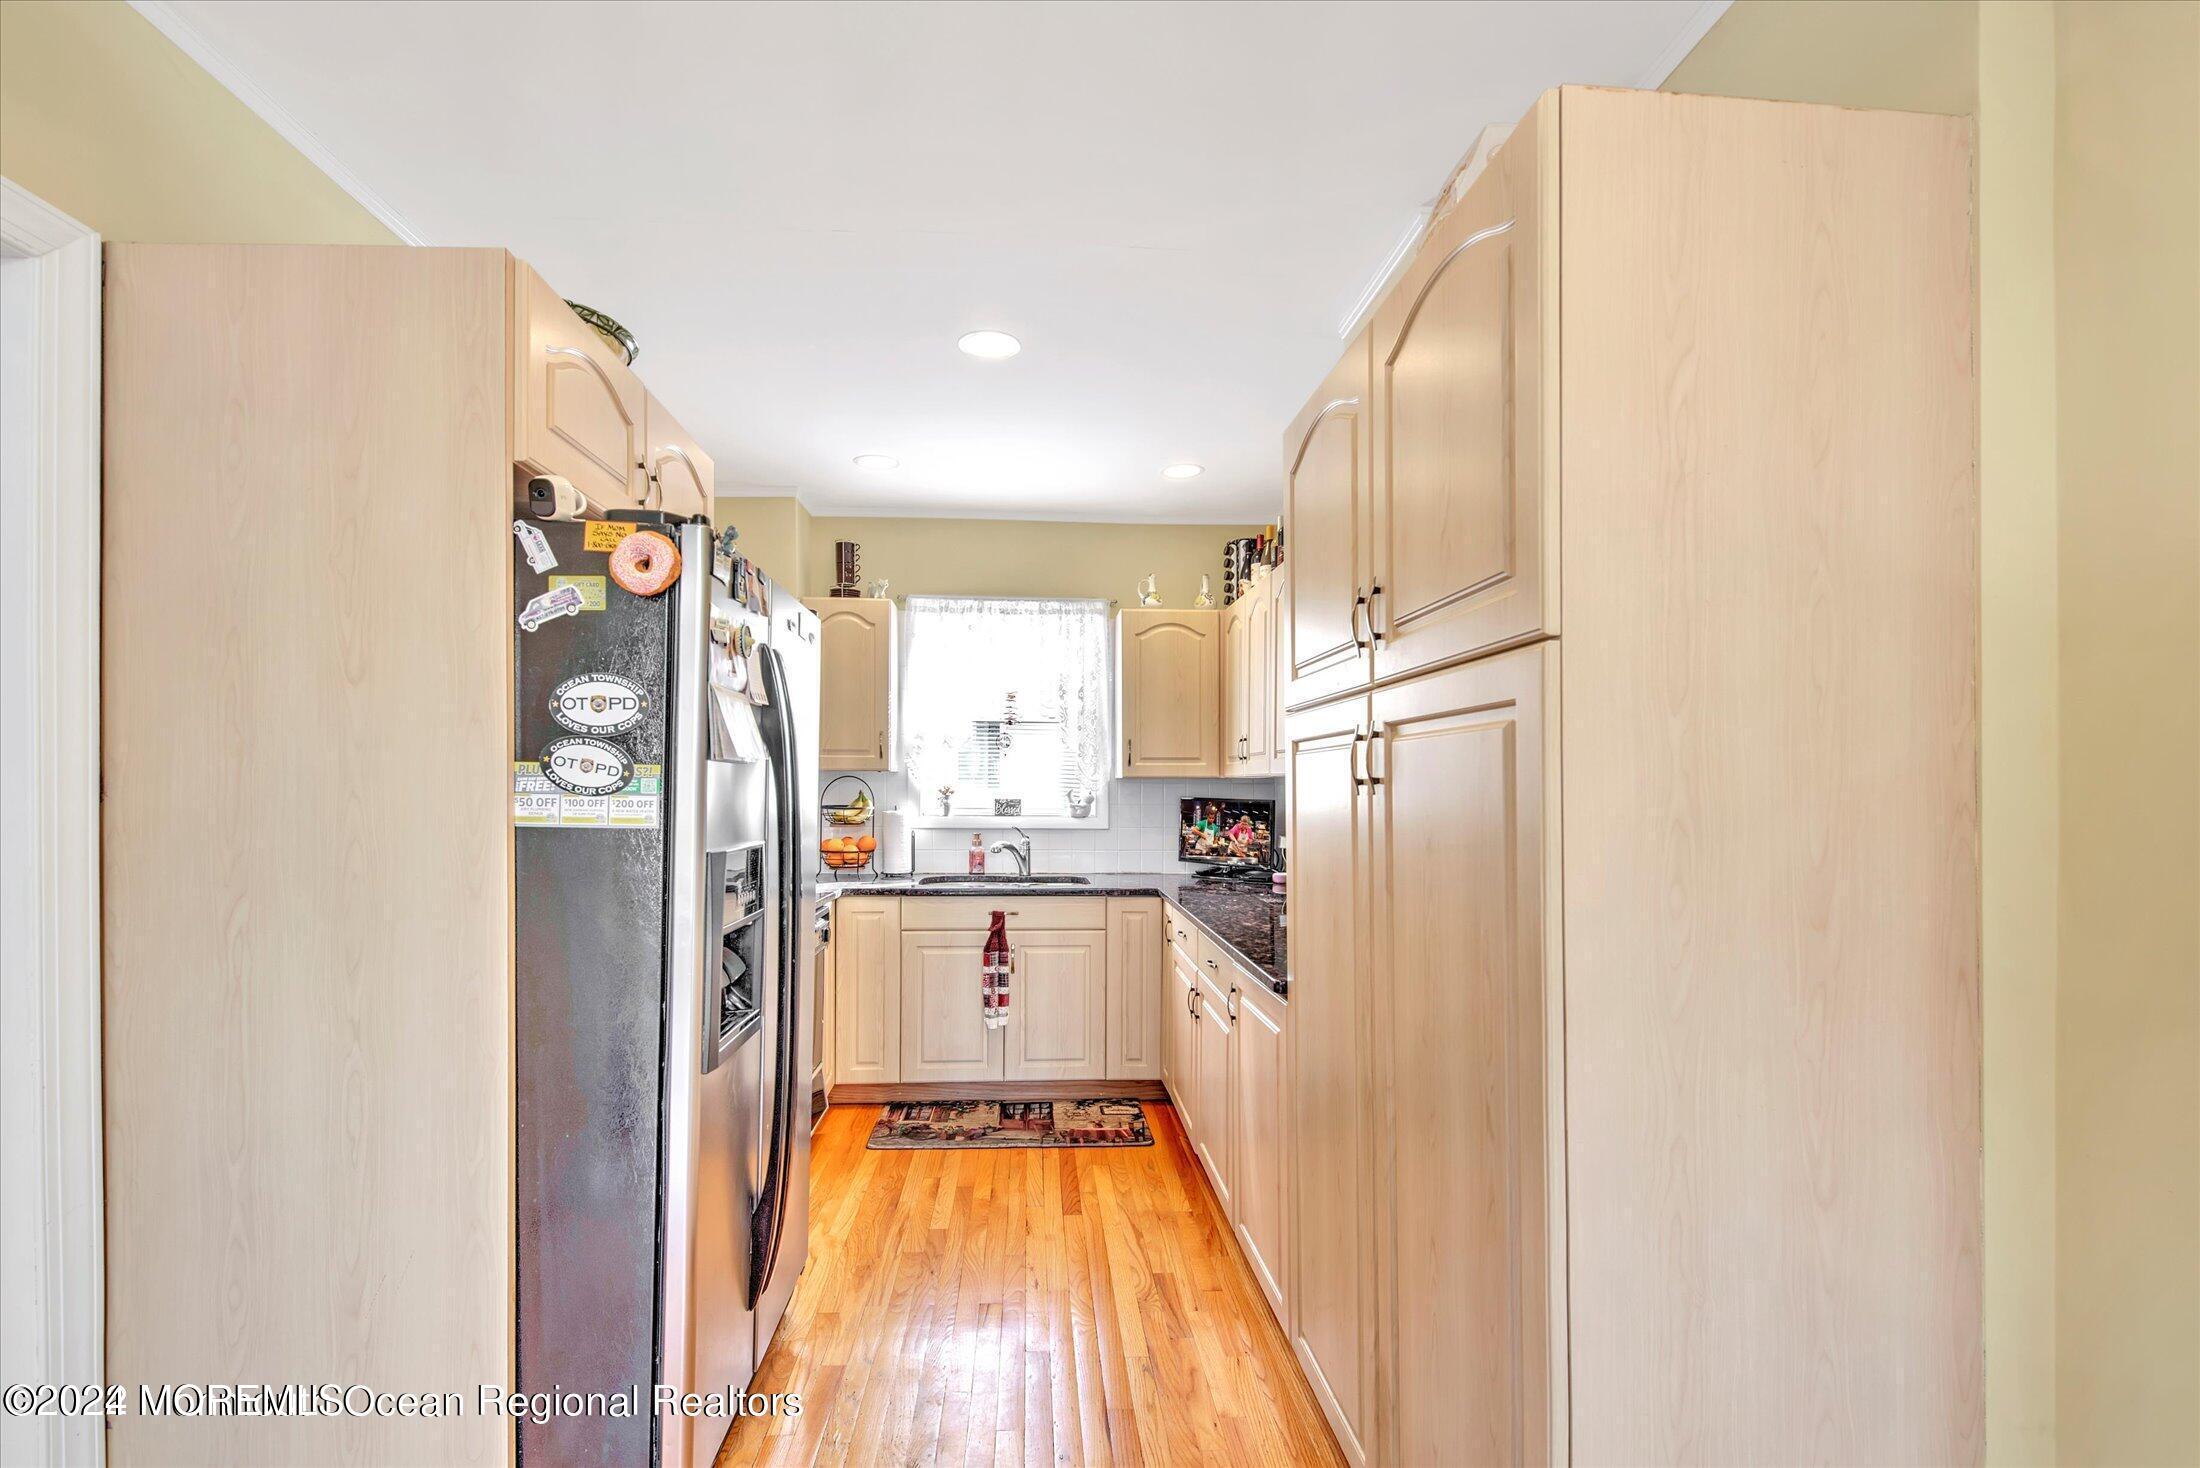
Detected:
[820,870,1289,995]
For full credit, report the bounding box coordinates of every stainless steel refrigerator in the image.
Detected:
[511,516,816,1467]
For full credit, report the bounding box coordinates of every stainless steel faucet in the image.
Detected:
[988,829,1033,877]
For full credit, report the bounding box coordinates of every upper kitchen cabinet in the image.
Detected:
[511,261,650,511]
[1368,92,1554,680]
[804,597,897,771]
[1222,569,1283,774]
[1117,608,1219,778]
[643,391,714,518]
[1282,334,1373,708]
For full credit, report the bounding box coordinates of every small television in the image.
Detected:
[1178,797,1275,872]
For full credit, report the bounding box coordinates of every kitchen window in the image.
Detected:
[901,596,1111,826]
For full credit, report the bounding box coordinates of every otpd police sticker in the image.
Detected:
[548,672,648,735]
[540,736,633,796]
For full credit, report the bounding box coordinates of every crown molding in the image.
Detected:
[127,0,425,245]
[1637,0,1734,88]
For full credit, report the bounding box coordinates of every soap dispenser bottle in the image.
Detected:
[969,833,986,875]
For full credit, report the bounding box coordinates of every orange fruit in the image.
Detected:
[856,835,877,853]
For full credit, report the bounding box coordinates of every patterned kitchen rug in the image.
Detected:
[867,1099,1153,1149]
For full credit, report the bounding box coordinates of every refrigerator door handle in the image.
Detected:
[748,644,802,1308]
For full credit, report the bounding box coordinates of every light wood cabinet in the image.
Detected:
[1366,93,1553,681]
[1231,975,1289,1321]
[1222,594,1251,769]
[1105,900,1165,1080]
[1004,929,1107,1080]
[1246,575,1277,770]
[1166,945,1202,1140]
[1116,608,1219,777]
[1221,570,1282,773]
[831,897,901,1084]
[805,597,897,772]
[1268,573,1290,771]
[1193,974,1234,1214]
[643,390,714,518]
[1282,334,1373,709]
[1368,646,1553,1467]
[1276,87,1980,1467]
[1282,693,1377,1467]
[898,930,997,1082]
[512,261,649,510]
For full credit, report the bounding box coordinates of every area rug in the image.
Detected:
[867,1099,1153,1150]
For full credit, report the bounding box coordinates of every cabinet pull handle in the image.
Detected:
[1350,591,1369,651]
[1368,728,1386,786]
[1351,731,1368,787]
[1125,736,1133,767]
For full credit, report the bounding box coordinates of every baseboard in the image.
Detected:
[831,1079,1169,1103]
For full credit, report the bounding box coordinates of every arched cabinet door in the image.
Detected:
[1116,609,1219,777]
[1368,91,1554,681]
[644,391,714,518]
[1282,336,1373,709]
[512,262,647,510]
[803,597,897,772]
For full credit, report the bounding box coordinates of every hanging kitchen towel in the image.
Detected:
[982,909,1011,1029]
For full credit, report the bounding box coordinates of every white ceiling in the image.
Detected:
[149,0,1721,522]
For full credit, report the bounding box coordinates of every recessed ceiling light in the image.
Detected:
[853,453,899,471]
[957,330,1022,360]
[1161,463,1204,480]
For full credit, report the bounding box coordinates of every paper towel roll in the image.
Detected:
[876,809,912,875]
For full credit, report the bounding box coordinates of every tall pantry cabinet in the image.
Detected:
[1281,87,1981,1466]
[99,246,725,1466]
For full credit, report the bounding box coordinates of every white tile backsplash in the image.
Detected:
[841,769,1281,876]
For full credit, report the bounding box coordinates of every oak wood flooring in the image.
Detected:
[719,1103,1343,1467]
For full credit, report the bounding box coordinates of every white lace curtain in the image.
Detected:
[901,596,1111,811]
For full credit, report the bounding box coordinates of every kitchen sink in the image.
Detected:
[913,874,1092,886]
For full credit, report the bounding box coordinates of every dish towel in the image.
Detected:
[982,910,1011,1029]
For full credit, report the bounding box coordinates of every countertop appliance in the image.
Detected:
[512,517,817,1467]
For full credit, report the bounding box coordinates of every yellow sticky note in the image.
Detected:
[583,521,636,553]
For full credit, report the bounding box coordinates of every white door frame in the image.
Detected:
[0,176,104,1468]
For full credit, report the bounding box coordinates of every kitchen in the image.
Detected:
[2,4,2195,1468]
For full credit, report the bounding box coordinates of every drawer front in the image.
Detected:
[897,895,1107,931]
[1165,903,1198,963]
[1195,929,1235,991]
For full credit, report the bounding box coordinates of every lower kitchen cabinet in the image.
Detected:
[899,930,995,1082]
[1283,694,1377,1466]
[827,895,1133,1090]
[1003,929,1106,1080]
[831,896,902,1084]
[1231,978,1288,1318]
[1370,646,1552,1467]
[1105,899,1165,1079]
[1166,944,1202,1135]
[1193,974,1234,1214]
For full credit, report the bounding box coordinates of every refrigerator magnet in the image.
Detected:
[518,583,586,631]
[547,673,648,736]
[539,736,633,796]
[512,520,558,573]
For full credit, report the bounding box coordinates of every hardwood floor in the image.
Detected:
[719,1102,1343,1467]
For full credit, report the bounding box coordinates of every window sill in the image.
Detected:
[906,811,1111,832]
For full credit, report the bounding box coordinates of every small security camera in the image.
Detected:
[527,474,588,521]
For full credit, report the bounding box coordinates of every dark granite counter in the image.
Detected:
[820,870,1288,995]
